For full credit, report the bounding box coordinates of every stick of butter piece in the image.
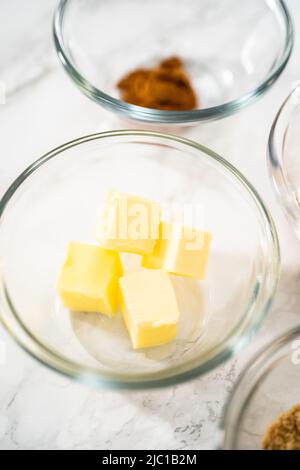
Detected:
[57,242,123,316]
[95,191,161,255]
[119,270,180,349]
[164,226,212,280]
[141,221,171,269]
[142,223,212,280]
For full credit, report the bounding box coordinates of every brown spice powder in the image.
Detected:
[262,404,300,450]
[117,57,197,111]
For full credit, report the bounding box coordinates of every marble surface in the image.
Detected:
[1,0,300,450]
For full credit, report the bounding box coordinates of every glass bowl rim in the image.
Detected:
[53,0,294,124]
[0,130,280,389]
[220,325,300,449]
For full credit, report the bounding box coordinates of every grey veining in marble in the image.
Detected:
[1,0,300,451]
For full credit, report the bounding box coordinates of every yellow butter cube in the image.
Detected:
[119,270,180,349]
[57,242,123,316]
[95,191,160,256]
[142,222,212,280]
[164,226,212,280]
[141,221,171,269]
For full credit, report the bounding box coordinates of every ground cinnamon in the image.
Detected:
[262,404,300,450]
[117,57,197,111]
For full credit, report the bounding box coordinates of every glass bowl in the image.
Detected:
[221,327,300,450]
[53,0,293,124]
[0,131,280,388]
[268,85,300,239]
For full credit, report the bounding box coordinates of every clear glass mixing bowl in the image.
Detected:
[268,84,300,239]
[221,327,300,450]
[53,0,293,124]
[0,131,280,388]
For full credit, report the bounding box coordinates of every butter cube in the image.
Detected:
[95,191,161,256]
[57,242,123,316]
[164,226,212,280]
[119,270,180,349]
[142,223,212,280]
[141,221,171,269]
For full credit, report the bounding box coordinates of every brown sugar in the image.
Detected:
[117,57,197,111]
[262,405,300,450]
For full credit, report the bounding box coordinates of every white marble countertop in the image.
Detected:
[1,0,300,450]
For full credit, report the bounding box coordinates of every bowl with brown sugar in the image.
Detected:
[53,0,293,124]
[221,327,300,450]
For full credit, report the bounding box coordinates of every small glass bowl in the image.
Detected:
[0,131,280,388]
[53,0,293,124]
[221,327,300,450]
[268,85,300,238]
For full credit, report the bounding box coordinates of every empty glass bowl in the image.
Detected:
[0,131,280,388]
[53,0,293,124]
[221,327,300,450]
[268,85,300,238]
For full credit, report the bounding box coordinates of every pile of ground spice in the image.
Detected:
[117,57,197,111]
[262,404,300,450]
